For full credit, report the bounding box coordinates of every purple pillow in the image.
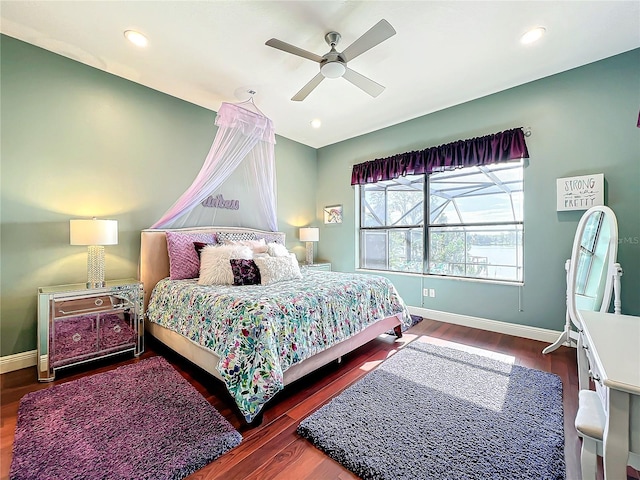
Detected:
[166,231,216,280]
[193,241,215,259]
[230,259,261,286]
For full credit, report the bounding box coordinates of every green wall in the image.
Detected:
[2,33,638,358]
[0,35,317,356]
[316,48,640,330]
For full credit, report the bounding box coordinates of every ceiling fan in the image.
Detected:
[265,19,396,101]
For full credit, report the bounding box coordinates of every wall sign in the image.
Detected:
[556,173,604,211]
[201,194,240,210]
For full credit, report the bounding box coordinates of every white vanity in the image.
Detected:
[544,205,638,478]
[577,309,640,479]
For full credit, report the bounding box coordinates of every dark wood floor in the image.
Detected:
[2,319,638,480]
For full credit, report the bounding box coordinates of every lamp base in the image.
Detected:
[305,242,314,265]
[87,245,106,289]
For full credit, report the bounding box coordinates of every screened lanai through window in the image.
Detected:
[361,176,424,272]
[360,160,524,282]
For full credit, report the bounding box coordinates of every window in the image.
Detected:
[359,161,523,282]
[360,175,424,272]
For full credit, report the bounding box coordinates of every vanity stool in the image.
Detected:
[575,389,606,479]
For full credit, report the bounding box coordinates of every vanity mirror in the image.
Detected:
[543,205,622,357]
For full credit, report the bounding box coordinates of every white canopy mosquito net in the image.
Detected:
[151,101,277,231]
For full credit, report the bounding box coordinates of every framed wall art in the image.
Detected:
[323,205,343,224]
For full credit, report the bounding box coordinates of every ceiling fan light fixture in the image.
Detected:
[265,19,395,101]
[124,30,148,47]
[320,61,346,79]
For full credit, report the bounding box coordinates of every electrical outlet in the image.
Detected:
[429,288,436,298]
[423,288,429,297]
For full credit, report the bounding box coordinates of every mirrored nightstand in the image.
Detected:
[37,278,144,381]
[301,262,332,272]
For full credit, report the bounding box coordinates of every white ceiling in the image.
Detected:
[2,1,639,149]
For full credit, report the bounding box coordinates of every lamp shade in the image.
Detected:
[299,227,319,242]
[70,218,118,246]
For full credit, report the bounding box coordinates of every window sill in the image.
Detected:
[355,268,524,287]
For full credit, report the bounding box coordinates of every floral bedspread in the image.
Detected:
[146,270,412,422]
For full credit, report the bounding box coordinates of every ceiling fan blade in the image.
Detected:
[342,68,385,97]
[340,19,396,62]
[265,38,323,63]
[292,73,325,101]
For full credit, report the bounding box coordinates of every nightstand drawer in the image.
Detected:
[54,295,131,318]
[51,315,98,367]
[100,314,136,351]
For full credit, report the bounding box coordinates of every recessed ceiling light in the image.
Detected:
[521,27,546,45]
[310,119,322,129]
[124,30,148,47]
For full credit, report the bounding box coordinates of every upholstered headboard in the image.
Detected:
[139,226,286,311]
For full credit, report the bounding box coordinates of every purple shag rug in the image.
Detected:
[10,356,242,480]
[298,341,566,480]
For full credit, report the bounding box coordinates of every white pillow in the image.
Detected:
[267,242,289,257]
[198,244,253,285]
[254,253,302,285]
[220,237,268,254]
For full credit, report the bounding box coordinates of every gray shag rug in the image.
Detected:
[298,341,565,480]
[10,356,242,480]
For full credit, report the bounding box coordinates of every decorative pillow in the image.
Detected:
[254,254,302,285]
[230,259,261,286]
[215,232,257,243]
[166,231,216,280]
[267,242,289,257]
[198,245,253,285]
[219,237,268,254]
[193,241,215,259]
[255,232,285,245]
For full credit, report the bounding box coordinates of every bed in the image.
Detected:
[140,226,411,422]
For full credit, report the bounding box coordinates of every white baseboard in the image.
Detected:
[407,306,565,345]
[1,310,564,374]
[1,349,37,374]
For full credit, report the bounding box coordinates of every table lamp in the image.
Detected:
[299,227,319,265]
[70,217,118,288]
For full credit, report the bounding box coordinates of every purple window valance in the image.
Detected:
[350,127,530,186]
